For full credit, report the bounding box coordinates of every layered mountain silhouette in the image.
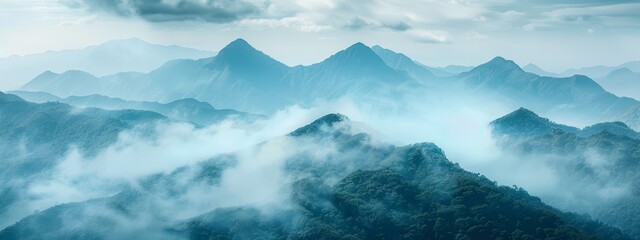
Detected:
[522,63,559,77]
[0,38,212,90]
[0,113,630,239]
[491,108,640,238]
[596,68,640,100]
[18,39,640,128]
[491,107,640,140]
[5,34,640,240]
[459,57,640,129]
[9,91,256,126]
[22,39,416,113]
[561,61,640,79]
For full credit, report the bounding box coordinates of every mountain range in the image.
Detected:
[21,39,418,113]
[522,61,640,79]
[8,91,255,126]
[491,107,640,238]
[595,68,640,100]
[457,57,640,129]
[20,38,640,130]
[0,112,630,239]
[561,61,640,79]
[2,35,640,239]
[0,91,166,228]
[522,64,640,100]
[0,38,213,90]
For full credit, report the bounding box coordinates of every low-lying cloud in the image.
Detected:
[5,84,633,235]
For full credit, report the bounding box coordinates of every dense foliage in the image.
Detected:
[0,92,165,229]
[0,113,630,239]
[491,108,640,238]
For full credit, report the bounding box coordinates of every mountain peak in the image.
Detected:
[511,107,539,118]
[488,57,520,69]
[463,56,523,78]
[484,57,522,71]
[344,42,379,57]
[491,56,507,62]
[346,42,369,51]
[497,107,544,124]
[318,42,389,69]
[314,113,349,125]
[289,113,350,137]
[491,107,579,135]
[166,98,216,110]
[221,38,254,52]
[208,38,287,72]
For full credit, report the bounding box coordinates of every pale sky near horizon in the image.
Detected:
[1,0,639,72]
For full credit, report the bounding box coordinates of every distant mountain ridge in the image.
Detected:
[490,107,579,136]
[9,91,255,126]
[561,61,640,79]
[491,107,640,140]
[459,57,640,130]
[0,38,213,90]
[20,39,640,129]
[522,63,559,77]
[596,68,640,100]
[22,39,418,113]
[491,107,640,238]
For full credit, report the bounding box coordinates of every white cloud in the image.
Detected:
[408,29,452,43]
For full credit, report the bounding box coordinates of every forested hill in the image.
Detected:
[1,114,628,239]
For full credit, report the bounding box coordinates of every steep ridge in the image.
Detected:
[370,45,438,81]
[0,113,630,239]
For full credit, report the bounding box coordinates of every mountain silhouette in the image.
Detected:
[0,38,212,90]
[22,40,415,113]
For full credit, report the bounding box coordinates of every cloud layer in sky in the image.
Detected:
[1,0,639,71]
[64,0,640,32]
[65,0,264,23]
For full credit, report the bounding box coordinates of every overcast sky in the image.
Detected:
[1,0,639,72]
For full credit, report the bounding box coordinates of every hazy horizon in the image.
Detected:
[2,0,640,72]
